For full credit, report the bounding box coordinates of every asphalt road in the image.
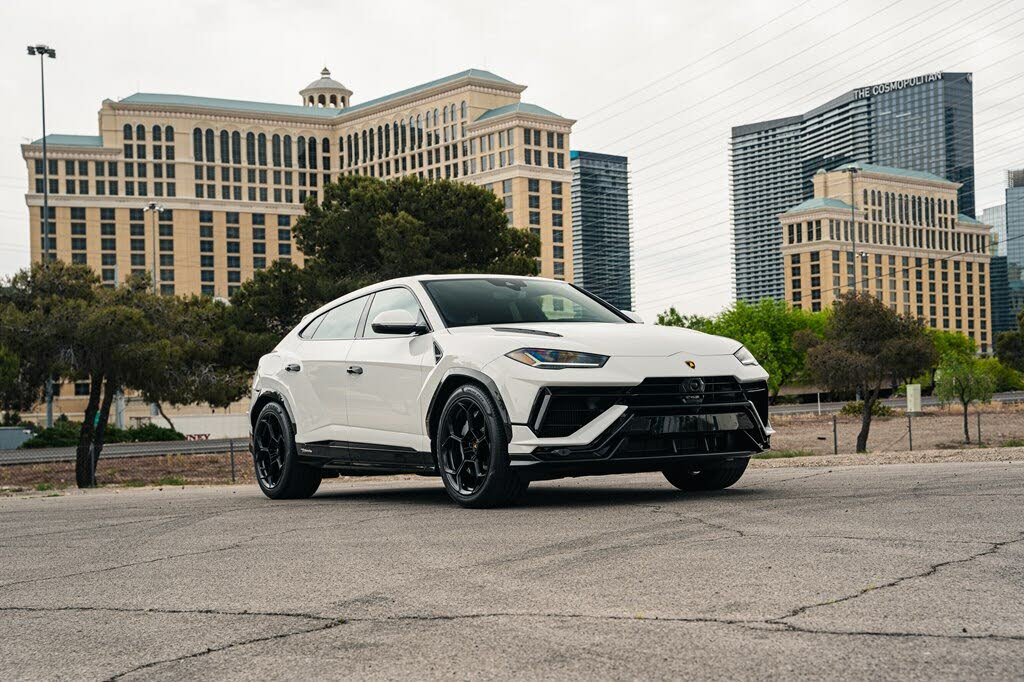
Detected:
[1,463,1022,680]
[769,391,1024,415]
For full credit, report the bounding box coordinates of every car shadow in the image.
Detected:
[309,478,761,509]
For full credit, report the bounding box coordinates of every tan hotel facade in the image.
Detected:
[780,163,992,351]
[21,68,575,299]
[19,68,574,418]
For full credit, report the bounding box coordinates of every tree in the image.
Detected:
[0,265,250,487]
[658,299,825,398]
[995,329,1024,373]
[925,329,976,386]
[804,292,935,453]
[934,356,996,443]
[231,174,540,338]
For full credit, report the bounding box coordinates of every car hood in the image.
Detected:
[445,323,742,357]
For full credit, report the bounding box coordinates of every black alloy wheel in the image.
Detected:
[252,401,321,500]
[437,384,528,508]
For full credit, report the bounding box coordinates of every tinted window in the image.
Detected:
[422,279,626,327]
[309,297,367,340]
[363,288,424,338]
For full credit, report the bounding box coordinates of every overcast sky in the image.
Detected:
[1,0,1021,319]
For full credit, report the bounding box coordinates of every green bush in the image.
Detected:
[19,421,186,449]
[840,400,895,417]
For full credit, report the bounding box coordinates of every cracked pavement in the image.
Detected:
[1,461,1022,679]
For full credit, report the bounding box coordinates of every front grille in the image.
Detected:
[529,377,770,438]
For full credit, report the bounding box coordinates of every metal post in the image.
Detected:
[149,206,158,294]
[832,414,838,455]
[32,45,56,429]
[817,392,821,416]
[849,166,858,293]
[230,439,236,483]
[908,414,913,452]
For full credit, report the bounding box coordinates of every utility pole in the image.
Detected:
[28,44,57,429]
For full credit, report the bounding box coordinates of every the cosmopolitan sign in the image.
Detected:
[853,73,942,99]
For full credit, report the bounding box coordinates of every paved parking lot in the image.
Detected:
[1,462,1022,680]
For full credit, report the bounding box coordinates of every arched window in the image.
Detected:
[165,126,174,142]
[205,129,215,161]
[297,136,307,168]
[283,135,293,167]
[409,117,415,150]
[136,124,146,141]
[258,133,267,165]
[384,125,391,157]
[345,134,352,166]
[123,124,133,141]
[231,131,241,164]
[272,134,281,166]
[416,114,422,148]
[377,126,383,159]
[308,137,317,169]
[393,122,399,154]
[461,100,467,119]
[352,134,359,165]
[330,95,337,107]
[321,137,330,154]
[449,104,456,123]
[246,132,256,165]
[361,130,368,163]
[318,94,326,107]
[400,121,407,151]
[193,128,203,162]
[219,130,229,163]
[426,110,432,128]
[152,125,162,142]
[442,106,447,125]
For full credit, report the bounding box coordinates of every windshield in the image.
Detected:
[422,278,627,328]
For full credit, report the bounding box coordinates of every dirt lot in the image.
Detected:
[3,403,1023,492]
[771,402,1024,455]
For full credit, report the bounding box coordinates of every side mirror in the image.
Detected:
[622,310,644,324]
[371,309,429,335]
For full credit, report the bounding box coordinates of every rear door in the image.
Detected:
[344,287,434,455]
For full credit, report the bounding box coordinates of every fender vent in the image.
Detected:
[433,341,443,364]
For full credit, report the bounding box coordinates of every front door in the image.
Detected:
[345,287,434,455]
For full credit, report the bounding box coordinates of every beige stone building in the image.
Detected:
[780,163,992,352]
[20,68,574,418]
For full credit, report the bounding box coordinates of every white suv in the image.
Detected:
[249,275,772,507]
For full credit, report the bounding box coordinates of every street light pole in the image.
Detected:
[28,44,56,429]
[144,202,164,295]
[849,166,859,293]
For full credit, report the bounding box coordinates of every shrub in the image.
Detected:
[840,400,895,417]
[19,421,185,449]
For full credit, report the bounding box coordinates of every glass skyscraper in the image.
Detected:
[570,150,633,310]
[731,72,975,303]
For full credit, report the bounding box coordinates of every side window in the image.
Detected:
[310,297,367,340]
[363,288,424,338]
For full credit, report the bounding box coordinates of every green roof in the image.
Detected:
[958,213,984,225]
[783,197,853,214]
[30,134,104,147]
[476,102,561,121]
[834,162,952,184]
[120,69,517,119]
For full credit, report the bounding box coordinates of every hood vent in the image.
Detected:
[491,326,563,338]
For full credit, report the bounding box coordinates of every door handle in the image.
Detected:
[285,363,301,372]
[347,366,363,375]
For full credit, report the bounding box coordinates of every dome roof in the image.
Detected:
[301,67,352,95]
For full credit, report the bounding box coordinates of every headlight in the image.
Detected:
[505,348,609,369]
[734,345,759,366]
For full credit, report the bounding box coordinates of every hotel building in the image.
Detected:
[19,67,574,417]
[21,68,576,300]
[780,163,991,351]
[732,72,975,303]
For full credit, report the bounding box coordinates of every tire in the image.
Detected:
[252,401,322,500]
[435,383,528,508]
[663,458,749,492]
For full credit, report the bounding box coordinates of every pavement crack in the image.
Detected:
[768,532,1024,625]
[0,604,337,622]
[104,616,344,680]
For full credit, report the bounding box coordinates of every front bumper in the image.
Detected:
[506,376,771,476]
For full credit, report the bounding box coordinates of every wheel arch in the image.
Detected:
[250,390,297,434]
[426,369,513,447]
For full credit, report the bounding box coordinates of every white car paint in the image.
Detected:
[250,274,771,461]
